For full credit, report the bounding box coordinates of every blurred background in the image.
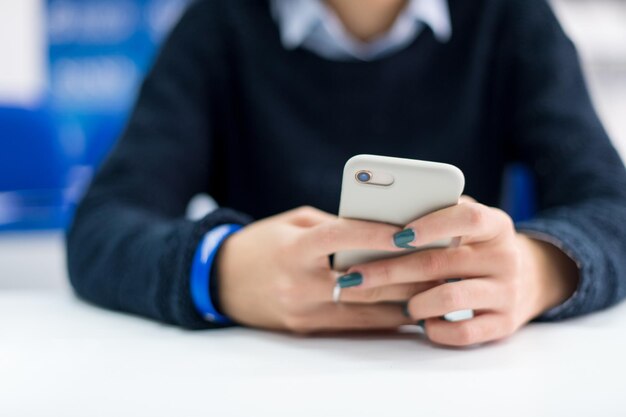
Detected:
[0,0,190,232]
[0,0,625,289]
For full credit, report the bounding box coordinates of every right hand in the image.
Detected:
[216,206,418,334]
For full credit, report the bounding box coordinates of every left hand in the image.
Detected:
[340,196,579,347]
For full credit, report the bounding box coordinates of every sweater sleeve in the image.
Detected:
[66,1,253,329]
[504,0,626,320]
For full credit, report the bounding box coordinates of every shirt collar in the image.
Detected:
[271,0,452,51]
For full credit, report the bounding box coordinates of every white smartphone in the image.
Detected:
[334,154,473,322]
[334,154,465,271]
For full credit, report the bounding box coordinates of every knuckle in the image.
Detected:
[371,261,393,286]
[320,222,341,248]
[496,209,515,230]
[466,204,485,227]
[360,226,386,247]
[460,195,477,204]
[496,245,523,275]
[454,322,479,346]
[496,243,517,262]
[275,279,302,310]
[510,247,523,273]
[505,275,523,297]
[275,238,298,259]
[507,278,525,311]
[513,255,524,277]
[500,315,518,336]
[295,205,322,220]
[402,284,422,300]
[274,235,298,262]
[353,308,374,327]
[439,285,465,311]
[492,243,512,259]
[297,205,316,215]
[453,245,473,264]
[420,250,446,276]
[361,286,384,302]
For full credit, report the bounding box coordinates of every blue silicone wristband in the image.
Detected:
[190,224,242,324]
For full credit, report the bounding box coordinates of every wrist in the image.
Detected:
[214,229,241,321]
[517,233,579,319]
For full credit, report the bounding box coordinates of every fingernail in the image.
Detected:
[402,303,410,317]
[417,319,426,330]
[393,228,415,249]
[337,272,363,288]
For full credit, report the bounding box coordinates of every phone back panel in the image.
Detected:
[334,155,465,271]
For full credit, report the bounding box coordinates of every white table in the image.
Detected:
[2,290,626,417]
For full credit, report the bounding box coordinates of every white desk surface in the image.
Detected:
[1,290,626,417]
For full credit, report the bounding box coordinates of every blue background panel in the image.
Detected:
[0,0,189,231]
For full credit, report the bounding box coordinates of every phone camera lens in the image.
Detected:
[356,171,372,183]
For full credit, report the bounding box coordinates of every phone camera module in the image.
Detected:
[356,170,372,183]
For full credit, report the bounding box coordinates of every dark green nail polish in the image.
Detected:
[337,272,363,288]
[417,319,426,330]
[393,228,415,249]
[402,303,410,317]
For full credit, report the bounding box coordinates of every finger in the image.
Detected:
[349,244,500,287]
[406,279,505,320]
[339,281,438,303]
[424,313,517,347]
[286,303,412,334]
[285,206,336,227]
[299,218,403,257]
[399,202,512,248]
[298,270,434,304]
[458,195,477,204]
[288,270,432,304]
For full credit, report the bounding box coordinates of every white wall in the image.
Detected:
[0,0,45,107]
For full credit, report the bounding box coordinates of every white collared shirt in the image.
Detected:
[270,0,452,61]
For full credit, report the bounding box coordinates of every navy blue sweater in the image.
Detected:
[67,0,626,329]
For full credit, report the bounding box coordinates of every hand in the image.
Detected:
[341,197,579,347]
[216,206,416,333]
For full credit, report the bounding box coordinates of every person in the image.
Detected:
[66,0,626,347]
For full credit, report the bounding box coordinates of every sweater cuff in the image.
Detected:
[173,208,253,329]
[191,224,242,325]
[516,217,601,321]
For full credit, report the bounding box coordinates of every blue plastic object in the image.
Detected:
[191,224,243,325]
